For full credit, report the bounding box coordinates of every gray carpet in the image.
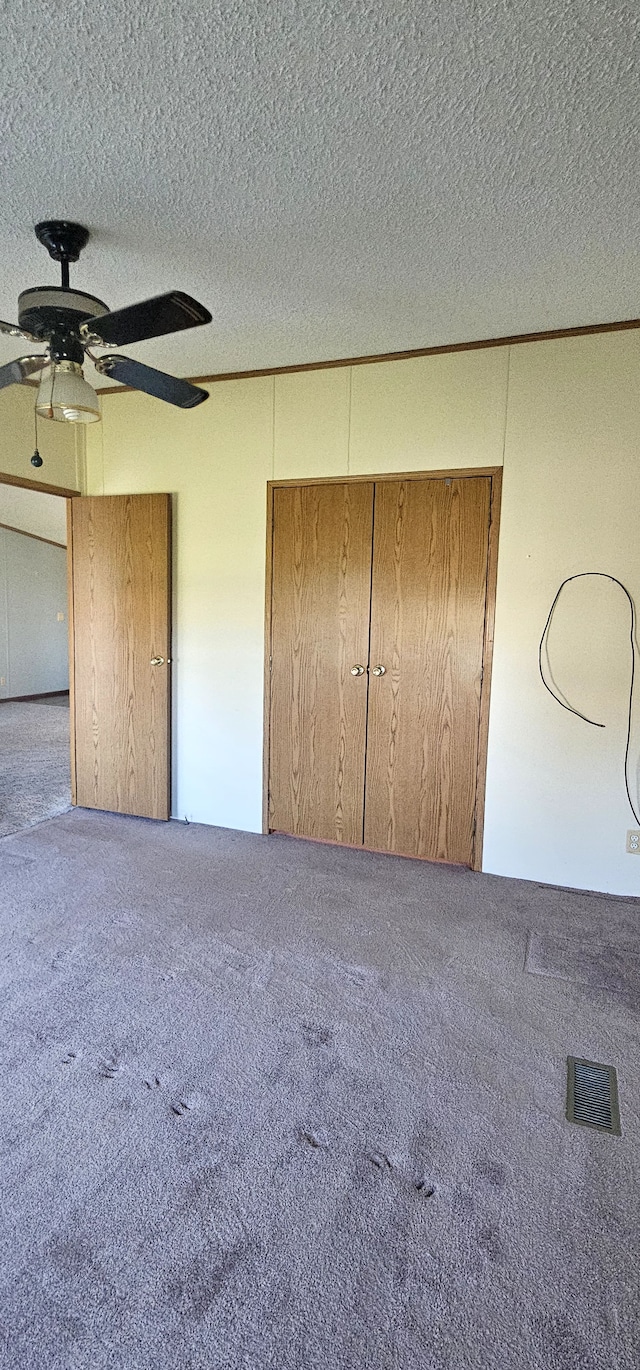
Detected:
[526,931,640,995]
[0,700,71,838]
[0,809,638,1369]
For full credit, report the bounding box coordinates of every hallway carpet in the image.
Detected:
[0,699,71,838]
[0,808,638,1369]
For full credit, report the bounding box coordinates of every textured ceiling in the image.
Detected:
[0,0,639,388]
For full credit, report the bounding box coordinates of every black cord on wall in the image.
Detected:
[538,572,640,827]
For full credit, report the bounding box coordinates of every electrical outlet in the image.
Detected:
[0,676,5,686]
[57,611,65,621]
[626,831,640,854]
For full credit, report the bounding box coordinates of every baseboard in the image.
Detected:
[0,690,70,703]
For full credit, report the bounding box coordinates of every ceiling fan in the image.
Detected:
[0,221,212,423]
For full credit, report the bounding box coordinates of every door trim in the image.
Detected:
[263,466,503,871]
[472,468,502,868]
[66,499,77,804]
[0,470,80,498]
[262,481,276,834]
[267,465,500,490]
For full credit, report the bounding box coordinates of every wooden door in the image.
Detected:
[68,494,171,820]
[364,477,491,863]
[268,482,373,843]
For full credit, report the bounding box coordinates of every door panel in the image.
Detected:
[364,477,491,863]
[269,482,373,843]
[69,494,171,819]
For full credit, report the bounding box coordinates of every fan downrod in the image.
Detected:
[34,221,90,290]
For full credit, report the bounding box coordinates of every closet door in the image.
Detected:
[268,482,374,844]
[364,477,491,863]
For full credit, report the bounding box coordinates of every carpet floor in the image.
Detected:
[0,700,71,838]
[0,808,638,1369]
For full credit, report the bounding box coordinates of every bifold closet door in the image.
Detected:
[364,477,491,864]
[268,482,374,844]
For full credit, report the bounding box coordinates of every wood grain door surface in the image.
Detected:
[69,494,171,820]
[364,477,491,862]
[268,482,374,843]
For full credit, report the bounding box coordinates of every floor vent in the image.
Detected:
[566,1057,621,1135]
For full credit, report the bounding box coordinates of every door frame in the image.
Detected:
[1,474,173,820]
[263,466,503,871]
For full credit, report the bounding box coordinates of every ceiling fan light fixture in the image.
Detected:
[36,360,100,424]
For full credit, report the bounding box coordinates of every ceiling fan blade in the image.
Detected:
[0,355,47,392]
[81,292,212,347]
[0,318,38,343]
[95,354,209,408]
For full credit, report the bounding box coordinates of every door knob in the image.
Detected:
[350,664,365,676]
[150,656,165,666]
[371,665,386,676]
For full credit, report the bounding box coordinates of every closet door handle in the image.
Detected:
[371,664,386,676]
[350,664,365,676]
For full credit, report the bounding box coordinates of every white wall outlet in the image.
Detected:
[0,676,5,686]
[626,831,640,854]
[57,611,65,621]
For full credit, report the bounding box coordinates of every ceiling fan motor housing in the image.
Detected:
[18,286,109,362]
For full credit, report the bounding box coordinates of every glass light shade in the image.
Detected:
[36,361,100,424]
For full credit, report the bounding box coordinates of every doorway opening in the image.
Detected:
[0,472,76,838]
[0,476,172,833]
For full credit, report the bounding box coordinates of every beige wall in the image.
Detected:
[86,377,274,833]
[85,333,640,895]
[484,333,640,894]
[0,384,82,491]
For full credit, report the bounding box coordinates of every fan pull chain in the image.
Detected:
[31,401,43,467]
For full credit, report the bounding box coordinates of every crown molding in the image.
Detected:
[85,313,640,396]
